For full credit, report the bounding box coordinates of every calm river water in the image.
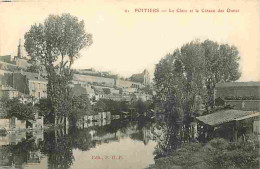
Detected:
[0,119,157,169]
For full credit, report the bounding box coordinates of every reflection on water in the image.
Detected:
[0,118,157,169]
[151,117,199,159]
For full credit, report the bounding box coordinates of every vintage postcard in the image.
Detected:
[0,0,259,169]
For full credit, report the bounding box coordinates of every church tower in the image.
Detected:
[143,69,150,86]
[17,39,23,58]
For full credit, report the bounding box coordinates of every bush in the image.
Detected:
[147,137,259,169]
[2,98,36,120]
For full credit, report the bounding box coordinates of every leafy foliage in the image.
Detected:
[147,137,259,169]
[203,40,241,110]
[2,98,36,120]
[24,13,92,124]
[134,99,150,115]
[130,73,145,83]
[70,95,93,124]
[154,40,241,124]
[25,64,40,73]
[35,98,53,123]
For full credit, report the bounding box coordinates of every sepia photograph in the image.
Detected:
[0,0,259,168]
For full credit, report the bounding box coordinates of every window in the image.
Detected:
[43,84,47,90]
[31,82,35,90]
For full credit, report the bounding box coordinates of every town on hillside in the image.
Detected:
[0,39,154,132]
[0,10,259,169]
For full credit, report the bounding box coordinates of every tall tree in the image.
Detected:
[24,13,92,124]
[203,40,240,110]
[154,50,185,122]
[153,39,241,156]
[154,39,241,121]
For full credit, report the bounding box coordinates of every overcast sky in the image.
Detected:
[0,0,259,81]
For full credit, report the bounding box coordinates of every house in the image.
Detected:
[0,40,31,70]
[0,117,26,131]
[94,87,105,100]
[0,116,44,133]
[129,69,151,86]
[4,71,47,102]
[196,109,260,142]
[0,104,44,132]
[71,84,95,98]
[215,81,260,111]
[0,85,19,99]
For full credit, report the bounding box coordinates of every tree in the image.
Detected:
[154,49,189,123]
[154,39,241,129]
[203,40,240,110]
[24,13,93,124]
[26,64,40,73]
[94,99,107,112]
[70,95,92,124]
[133,99,150,115]
[130,73,144,83]
[35,98,53,124]
[3,98,35,120]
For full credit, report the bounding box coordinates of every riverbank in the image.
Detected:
[146,137,259,169]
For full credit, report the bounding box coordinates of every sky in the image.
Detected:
[0,0,259,81]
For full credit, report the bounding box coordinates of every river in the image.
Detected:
[0,118,157,169]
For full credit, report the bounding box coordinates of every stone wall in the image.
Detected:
[73,74,115,86]
[115,79,132,88]
[115,79,142,88]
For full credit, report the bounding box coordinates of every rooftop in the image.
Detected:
[0,85,17,91]
[20,72,47,82]
[216,81,260,87]
[196,109,260,127]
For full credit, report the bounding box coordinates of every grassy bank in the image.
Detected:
[146,137,259,169]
